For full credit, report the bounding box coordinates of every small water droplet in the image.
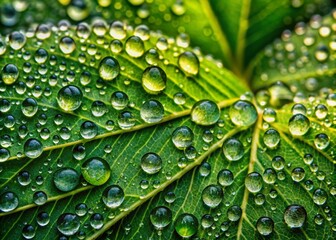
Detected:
[288,114,310,136]
[202,184,223,208]
[141,152,162,174]
[245,172,263,193]
[98,57,120,81]
[0,191,19,212]
[53,168,80,192]
[142,66,167,94]
[256,217,274,236]
[57,213,80,236]
[59,36,76,54]
[24,138,43,159]
[171,126,194,150]
[81,157,111,186]
[229,100,257,127]
[222,138,244,161]
[140,100,164,123]
[174,213,198,238]
[150,206,172,230]
[57,85,83,111]
[178,51,199,75]
[102,185,125,208]
[191,100,220,126]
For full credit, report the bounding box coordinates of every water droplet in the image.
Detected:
[313,188,327,205]
[191,100,220,126]
[314,133,329,150]
[109,21,126,39]
[141,152,162,174]
[33,191,47,205]
[140,100,164,123]
[229,100,257,127]
[1,63,19,85]
[315,45,329,62]
[222,138,244,161]
[57,85,83,111]
[21,98,38,117]
[284,204,307,228]
[0,148,10,162]
[201,214,214,229]
[118,111,136,129]
[272,156,285,170]
[81,157,111,186]
[227,205,242,222]
[75,203,88,216]
[53,168,80,192]
[91,101,107,117]
[202,184,223,208]
[98,57,120,81]
[288,114,310,136]
[245,172,263,193]
[178,51,199,75]
[171,126,194,150]
[291,167,305,182]
[90,213,104,229]
[142,66,167,94]
[217,169,234,187]
[59,36,76,54]
[8,31,26,50]
[18,171,31,186]
[102,185,124,208]
[315,104,328,119]
[263,168,276,184]
[72,145,86,160]
[0,191,19,212]
[150,206,172,230]
[22,224,35,239]
[37,212,50,226]
[125,36,145,58]
[24,138,43,158]
[263,129,280,149]
[111,91,129,110]
[314,214,324,225]
[173,92,186,105]
[254,193,265,205]
[174,213,198,238]
[256,217,274,236]
[80,121,98,139]
[57,213,80,236]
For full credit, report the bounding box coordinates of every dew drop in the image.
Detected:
[118,111,136,129]
[284,204,307,228]
[227,205,242,222]
[80,121,98,139]
[178,51,199,75]
[202,184,223,208]
[256,217,274,236]
[59,36,76,54]
[1,63,19,85]
[33,191,47,205]
[57,213,80,236]
[222,138,244,161]
[8,31,26,50]
[141,152,162,174]
[174,213,198,238]
[37,212,50,226]
[201,214,214,229]
[313,188,327,205]
[53,168,80,192]
[314,133,329,150]
[217,169,234,187]
[81,157,111,186]
[90,213,104,229]
[57,85,83,111]
[288,114,310,136]
[150,206,172,230]
[98,57,120,81]
[191,100,220,126]
[111,91,129,110]
[171,126,194,150]
[125,36,145,58]
[109,21,126,39]
[91,101,107,117]
[245,172,263,193]
[75,203,88,216]
[22,224,35,239]
[24,138,43,159]
[140,100,164,123]
[21,98,38,117]
[229,100,257,127]
[291,167,305,182]
[0,191,19,212]
[18,171,31,186]
[142,66,167,94]
[102,185,125,208]
[263,129,280,149]
[263,168,276,184]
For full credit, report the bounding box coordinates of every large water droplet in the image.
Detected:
[1,63,19,85]
[21,98,38,117]
[314,133,329,150]
[288,114,310,136]
[174,213,198,238]
[191,100,220,126]
[150,206,172,230]
[98,57,120,81]
[90,213,104,229]
[172,126,194,150]
[102,185,124,208]
[202,184,223,208]
[57,85,83,111]
[140,100,164,123]
[81,157,111,186]
[217,169,234,186]
[245,172,262,193]
[37,212,50,226]
[22,224,35,239]
[291,167,305,182]
[24,138,43,158]
[111,91,129,110]
[57,213,80,236]
[33,191,47,205]
[125,36,145,58]
[263,128,280,149]
[53,168,80,192]
[59,36,76,54]
[227,205,242,222]
[284,204,307,228]
[223,138,244,161]
[256,217,274,236]
[141,152,162,174]
[178,51,199,75]
[80,121,98,139]
[229,100,257,127]
[0,191,19,212]
[8,31,26,50]
[142,66,167,94]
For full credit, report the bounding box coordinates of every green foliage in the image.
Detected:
[0,0,335,239]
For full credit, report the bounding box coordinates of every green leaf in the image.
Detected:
[0,1,335,240]
[0,0,332,75]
